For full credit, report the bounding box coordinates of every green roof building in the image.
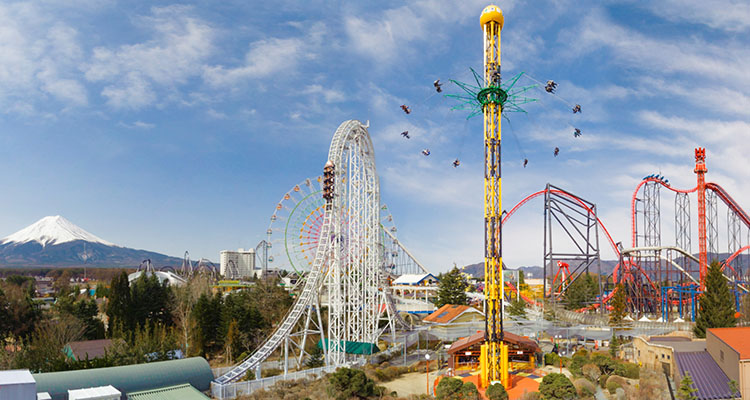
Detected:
[33,357,213,400]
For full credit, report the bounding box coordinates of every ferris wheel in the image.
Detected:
[266,177,398,276]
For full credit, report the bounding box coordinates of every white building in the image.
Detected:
[220,248,255,279]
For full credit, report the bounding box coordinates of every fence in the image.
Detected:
[211,364,344,399]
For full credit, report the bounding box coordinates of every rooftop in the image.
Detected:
[65,339,117,360]
[676,351,737,400]
[0,369,34,385]
[423,304,482,324]
[392,273,437,285]
[646,337,707,353]
[708,327,750,359]
[447,331,541,355]
[127,383,210,400]
[68,385,120,397]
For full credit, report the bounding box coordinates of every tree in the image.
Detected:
[0,282,41,339]
[728,380,739,400]
[507,299,527,319]
[609,283,627,327]
[327,367,377,400]
[694,261,736,338]
[609,333,620,359]
[74,299,105,340]
[677,371,698,400]
[435,267,468,308]
[191,293,224,355]
[305,345,324,368]
[563,273,599,310]
[538,373,577,400]
[486,382,509,400]
[130,273,173,327]
[106,271,132,333]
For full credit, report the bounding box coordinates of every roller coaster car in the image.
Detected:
[554,147,560,157]
[401,131,410,139]
[422,149,431,156]
[545,80,557,93]
[572,104,581,113]
[574,128,581,137]
[400,104,411,114]
[453,159,460,168]
[433,80,442,93]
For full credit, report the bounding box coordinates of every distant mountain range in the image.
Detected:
[462,253,750,279]
[0,216,183,268]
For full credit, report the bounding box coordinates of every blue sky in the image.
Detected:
[0,0,748,272]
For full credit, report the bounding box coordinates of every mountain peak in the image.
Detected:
[1,215,115,247]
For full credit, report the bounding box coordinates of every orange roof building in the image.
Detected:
[423,304,483,325]
[706,327,750,399]
[446,331,541,372]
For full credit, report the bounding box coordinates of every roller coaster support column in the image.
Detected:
[478,4,508,389]
[695,148,708,289]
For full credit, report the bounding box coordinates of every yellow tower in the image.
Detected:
[478,4,509,389]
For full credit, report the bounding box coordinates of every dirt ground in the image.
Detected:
[382,371,435,397]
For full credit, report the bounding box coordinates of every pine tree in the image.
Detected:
[609,333,619,358]
[677,372,698,400]
[435,267,468,308]
[564,273,599,310]
[609,283,627,327]
[694,261,736,338]
[106,271,132,334]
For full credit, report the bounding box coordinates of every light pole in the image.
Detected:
[425,353,431,395]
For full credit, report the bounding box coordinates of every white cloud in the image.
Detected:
[100,73,156,110]
[85,5,214,109]
[344,0,512,64]
[203,22,325,87]
[563,10,750,86]
[303,85,345,103]
[640,0,750,32]
[0,5,88,111]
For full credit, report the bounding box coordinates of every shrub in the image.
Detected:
[561,357,573,368]
[573,378,596,398]
[544,352,560,366]
[435,377,464,400]
[613,362,640,379]
[460,382,479,400]
[485,382,509,400]
[569,354,589,376]
[573,349,589,358]
[607,380,623,394]
[599,374,609,388]
[539,373,576,400]
[591,352,616,375]
[261,368,282,378]
[520,392,541,400]
[327,367,377,400]
[582,363,601,382]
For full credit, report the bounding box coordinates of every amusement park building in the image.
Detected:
[33,357,213,400]
[392,273,438,286]
[424,304,484,325]
[219,248,255,279]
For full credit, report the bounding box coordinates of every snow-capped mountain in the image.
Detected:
[1,215,114,247]
[0,216,182,267]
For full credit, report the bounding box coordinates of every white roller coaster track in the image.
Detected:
[215,211,332,384]
[215,120,424,384]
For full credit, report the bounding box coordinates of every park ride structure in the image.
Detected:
[214,120,420,390]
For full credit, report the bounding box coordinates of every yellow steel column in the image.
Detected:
[479,4,508,389]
